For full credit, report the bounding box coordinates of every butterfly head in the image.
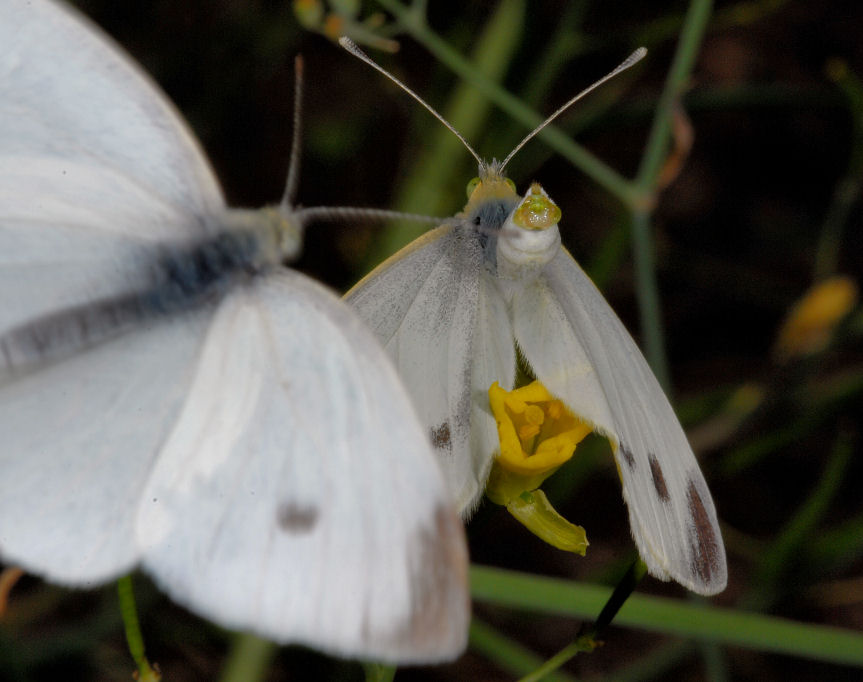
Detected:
[458,163,521,249]
[223,205,305,266]
[465,162,518,204]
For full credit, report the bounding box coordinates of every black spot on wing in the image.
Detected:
[431,422,452,451]
[276,502,319,534]
[619,443,636,470]
[686,478,722,584]
[648,453,670,503]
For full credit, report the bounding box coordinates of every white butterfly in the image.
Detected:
[341,38,727,596]
[0,0,469,663]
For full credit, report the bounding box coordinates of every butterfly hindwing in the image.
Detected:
[0,309,211,583]
[139,271,468,662]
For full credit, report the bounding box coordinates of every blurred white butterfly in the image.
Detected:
[341,38,727,596]
[0,0,469,663]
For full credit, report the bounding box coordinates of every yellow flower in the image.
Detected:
[487,381,591,500]
[486,381,592,555]
[774,275,858,361]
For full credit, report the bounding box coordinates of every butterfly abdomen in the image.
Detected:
[145,229,263,314]
[0,228,268,378]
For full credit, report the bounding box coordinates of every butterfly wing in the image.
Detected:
[512,247,726,595]
[0,311,213,583]
[0,0,226,337]
[346,225,514,514]
[0,0,223,222]
[0,0,228,580]
[138,271,469,663]
[1,1,471,660]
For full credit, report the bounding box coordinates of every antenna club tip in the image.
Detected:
[624,47,647,68]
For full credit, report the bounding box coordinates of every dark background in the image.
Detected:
[2,0,863,680]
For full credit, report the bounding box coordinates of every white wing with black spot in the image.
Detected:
[347,224,514,513]
[0,0,470,663]
[139,272,469,663]
[512,247,726,595]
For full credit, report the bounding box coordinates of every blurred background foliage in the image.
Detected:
[1,0,863,680]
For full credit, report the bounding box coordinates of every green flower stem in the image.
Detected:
[116,576,160,682]
[743,428,854,611]
[363,662,397,682]
[516,638,596,682]
[469,618,577,682]
[375,0,640,206]
[585,559,648,638]
[516,560,647,680]
[470,564,863,666]
[814,59,863,279]
[630,0,714,388]
[219,633,277,682]
[359,0,526,271]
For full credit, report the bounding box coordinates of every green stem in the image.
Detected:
[376,0,639,205]
[469,619,577,682]
[814,59,863,279]
[517,559,647,680]
[743,428,854,611]
[630,0,713,388]
[219,633,278,682]
[117,576,161,682]
[470,565,863,666]
[363,662,397,682]
[360,0,526,270]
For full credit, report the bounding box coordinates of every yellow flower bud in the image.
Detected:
[774,275,858,361]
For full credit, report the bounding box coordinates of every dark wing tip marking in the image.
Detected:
[395,504,469,657]
[619,443,636,470]
[686,478,722,584]
[648,453,670,503]
[431,422,452,451]
[276,502,319,534]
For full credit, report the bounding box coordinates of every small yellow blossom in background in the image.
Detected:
[293,0,325,28]
[293,0,399,52]
[774,275,858,361]
[486,381,592,555]
[0,567,24,618]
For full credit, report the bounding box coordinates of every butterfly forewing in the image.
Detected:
[347,224,489,512]
[514,249,726,594]
[0,0,224,216]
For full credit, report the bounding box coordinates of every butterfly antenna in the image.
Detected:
[296,206,444,227]
[339,36,484,168]
[499,47,647,172]
[282,55,304,210]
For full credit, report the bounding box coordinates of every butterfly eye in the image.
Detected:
[466,177,481,198]
[505,178,516,192]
